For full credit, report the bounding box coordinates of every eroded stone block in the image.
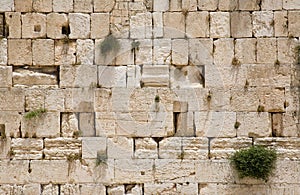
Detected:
[11,138,43,160]
[15,0,32,12]
[5,12,21,38]
[198,0,218,10]
[288,11,300,37]
[107,137,133,159]
[47,13,69,39]
[74,0,93,12]
[163,12,185,38]
[33,39,54,65]
[257,38,277,64]
[53,0,73,12]
[134,138,158,159]
[186,12,209,38]
[141,65,169,87]
[0,66,12,87]
[98,66,127,88]
[33,0,52,12]
[235,38,256,64]
[210,12,230,38]
[238,0,260,10]
[8,39,32,65]
[252,11,274,37]
[69,13,90,39]
[274,11,288,37]
[172,39,188,66]
[91,13,110,39]
[44,138,81,159]
[22,13,46,38]
[82,137,106,159]
[0,0,14,11]
[94,0,115,12]
[231,12,252,38]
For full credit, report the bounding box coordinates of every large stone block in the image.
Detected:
[218,0,238,11]
[186,12,209,38]
[33,0,52,12]
[115,39,134,65]
[46,13,69,39]
[91,13,110,39]
[159,137,182,159]
[153,12,163,38]
[64,88,94,112]
[189,38,213,65]
[210,12,230,38]
[283,0,300,9]
[252,11,274,37]
[282,113,298,137]
[44,138,81,160]
[0,66,12,87]
[32,39,54,65]
[261,0,283,10]
[107,137,133,159]
[130,13,152,39]
[76,39,94,65]
[69,13,90,39]
[153,0,169,11]
[134,138,158,159]
[182,137,208,159]
[98,66,127,88]
[82,137,107,159]
[0,0,14,11]
[94,0,115,12]
[288,11,300,37]
[238,0,260,10]
[0,89,24,112]
[127,65,141,88]
[5,12,21,38]
[172,39,188,66]
[214,38,234,66]
[231,12,252,38]
[53,0,73,12]
[235,38,256,64]
[0,39,6,65]
[135,39,152,65]
[0,112,21,138]
[0,160,29,184]
[163,12,185,38]
[95,112,116,137]
[79,112,95,137]
[144,183,177,195]
[22,13,46,38]
[153,39,171,65]
[54,40,76,65]
[8,39,32,65]
[198,0,218,10]
[11,138,43,160]
[141,65,169,87]
[15,0,32,12]
[74,0,93,12]
[274,11,288,37]
[256,38,277,64]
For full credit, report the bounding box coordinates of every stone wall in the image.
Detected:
[0,0,299,194]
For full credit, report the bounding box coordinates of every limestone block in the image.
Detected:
[214,38,234,65]
[46,13,69,39]
[64,88,94,112]
[0,112,21,138]
[82,137,106,159]
[231,12,252,38]
[114,159,154,183]
[163,12,185,38]
[60,184,80,195]
[54,40,76,65]
[172,39,188,66]
[98,66,127,88]
[0,66,12,87]
[283,0,300,9]
[238,0,260,10]
[69,13,90,39]
[107,185,125,195]
[15,0,32,12]
[159,137,182,159]
[230,89,260,112]
[91,13,110,39]
[22,13,46,38]
[0,138,11,159]
[60,65,97,88]
[0,0,14,11]
[33,0,52,12]
[270,160,300,184]
[127,65,141,88]
[288,11,300,37]
[153,12,163,38]
[32,39,54,66]
[235,38,256,64]
[74,0,93,12]
[210,12,230,38]
[262,0,283,10]
[11,138,43,160]
[177,183,198,195]
[5,12,21,38]
[94,38,115,65]
[237,112,272,137]
[218,0,238,11]
[182,138,208,159]
[22,112,60,138]
[210,138,252,159]
[141,65,169,87]
[134,138,158,159]
[182,0,198,10]
[259,87,285,112]
[144,183,177,195]
[76,39,94,65]
[252,11,274,37]
[115,39,134,65]
[95,112,116,136]
[154,159,196,182]
[24,88,45,110]
[130,13,152,39]
[23,184,41,195]
[30,160,68,183]
[94,89,112,112]
[153,0,169,11]
[107,137,133,159]
[61,113,79,137]
[135,40,152,65]
[257,38,277,64]
[0,160,29,184]
[129,1,148,11]
[153,39,171,65]
[79,112,95,137]
[282,113,298,137]
[44,138,81,160]
[189,38,213,65]
[0,40,6,65]
[198,0,218,10]
[8,39,32,66]
[0,89,24,112]
[53,0,73,12]
[79,184,106,195]
[199,184,275,194]
[274,11,288,37]
[186,12,209,38]
[94,0,115,12]
[195,112,236,138]
[41,184,59,195]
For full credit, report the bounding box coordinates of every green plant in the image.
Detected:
[100,35,120,57]
[24,108,47,119]
[230,145,277,181]
[131,41,140,52]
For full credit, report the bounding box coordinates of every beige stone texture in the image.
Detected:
[60,65,97,88]
[8,39,32,66]
[53,0,73,12]
[127,65,141,88]
[41,184,59,195]
[135,39,152,65]
[141,65,169,87]
[261,0,283,10]
[214,38,234,66]
[189,38,213,65]
[95,112,116,137]
[54,40,76,65]
[153,39,171,65]
[0,66,12,88]
[163,12,185,38]
[282,113,298,137]
[33,39,54,66]
[218,0,238,11]
[238,0,260,10]
[79,112,95,137]
[107,185,125,195]
[44,138,81,160]
[0,112,21,138]
[235,38,256,64]
[11,138,43,160]
[153,12,163,38]
[210,12,230,38]
[69,13,90,39]
[153,0,169,11]
[230,89,260,112]
[24,89,45,111]
[76,39,94,65]
[44,90,64,112]
[186,12,209,38]
[182,138,208,159]
[274,11,288,37]
[5,12,21,38]
[283,0,300,9]
[22,13,47,38]
[144,183,177,195]
[115,39,134,65]
[82,137,106,159]
[0,160,29,184]
[134,138,158,159]
[61,113,79,138]
[94,88,112,112]
[15,0,32,12]
[257,38,277,64]
[22,112,60,138]
[0,0,14,11]
[198,0,218,10]
[288,11,300,37]
[94,0,115,12]
[0,139,11,159]
[0,89,24,112]
[115,159,154,183]
[231,12,252,38]
[195,112,237,138]
[33,0,52,12]
[91,13,110,39]
[159,137,182,159]
[107,137,133,159]
[46,13,69,39]
[172,39,189,66]
[74,0,93,12]
[78,184,106,195]
[252,11,274,37]
[98,66,127,88]
[130,13,152,39]
[64,88,94,112]
[0,39,6,65]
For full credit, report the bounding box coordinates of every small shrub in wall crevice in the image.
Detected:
[230,145,277,181]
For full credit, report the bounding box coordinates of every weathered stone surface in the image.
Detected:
[231,12,252,38]
[127,65,141,88]
[11,138,43,160]
[153,12,163,38]
[210,12,230,38]
[15,0,32,12]
[94,0,115,12]
[69,13,90,39]
[182,138,208,159]
[22,13,46,38]
[274,11,288,37]
[24,89,45,111]
[46,13,69,39]
[53,0,73,12]
[135,39,152,65]
[0,89,24,112]
[0,160,29,184]
[115,39,134,65]
[65,88,95,112]
[198,0,218,10]
[8,39,32,65]
[153,39,171,65]
[186,12,209,38]
[159,137,182,159]
[141,65,169,87]
[134,138,158,159]
[0,66,12,87]
[98,66,126,88]
[189,38,213,65]
[282,113,298,137]
[0,0,14,11]
[91,13,110,39]
[79,112,95,137]
[252,11,274,37]
[107,137,133,159]
[115,159,154,183]
[235,38,256,64]
[238,0,260,10]
[54,40,76,65]
[82,137,106,159]
[257,38,277,64]
[130,13,152,39]
[144,183,177,195]
[32,39,54,65]
[33,0,52,12]
[13,68,57,86]
[0,112,22,138]
[44,138,81,159]
[76,39,94,65]
[283,0,300,9]
[261,0,283,10]
[153,0,169,11]
[288,11,300,37]
[163,12,185,38]
[5,12,21,38]
[61,113,79,137]
[214,38,234,66]
[172,39,188,66]
[79,184,106,195]
[107,185,125,195]
[218,0,238,10]
[74,0,93,12]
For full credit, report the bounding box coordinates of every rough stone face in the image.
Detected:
[98,66,127,88]
[256,38,277,64]
[11,138,43,160]
[288,11,300,37]
[74,0,93,12]
[274,11,288,37]
[0,89,24,112]
[0,0,14,11]
[235,38,256,64]
[54,40,76,65]
[163,12,185,38]
[153,39,171,65]
[32,39,54,65]
[238,0,260,10]
[214,38,234,66]
[153,0,169,11]
[218,0,238,11]
[5,12,21,38]
[69,13,90,39]
[91,13,110,39]
[252,11,274,37]
[0,160,29,184]
[231,12,252,38]
[153,12,163,38]
[13,68,57,86]
[8,39,32,65]
[172,39,189,66]
[134,138,158,159]
[107,137,133,159]
[283,0,300,9]
[0,66,12,87]
[33,0,52,12]
[53,0,73,12]
[44,138,81,159]
[15,0,32,12]
[186,12,209,38]
[189,39,213,65]
[46,13,69,39]
[261,0,283,10]
[141,65,169,87]
[130,13,152,39]
[22,13,47,38]
[94,0,115,12]
[198,0,218,10]
[82,137,106,159]
[210,12,230,38]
